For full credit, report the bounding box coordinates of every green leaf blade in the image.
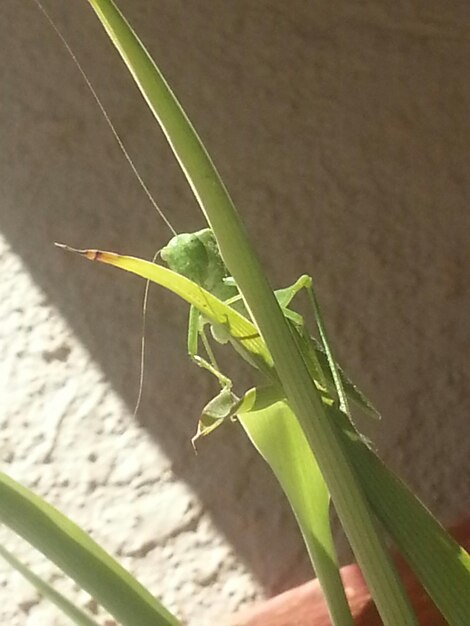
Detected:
[332,407,470,625]
[60,246,274,373]
[239,400,354,626]
[0,545,101,626]
[0,472,181,626]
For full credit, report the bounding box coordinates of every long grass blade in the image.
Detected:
[331,407,470,625]
[0,544,101,626]
[239,400,354,625]
[55,243,273,374]
[0,472,181,626]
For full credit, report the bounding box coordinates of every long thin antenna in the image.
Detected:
[34,0,177,416]
[33,0,177,236]
[132,248,161,419]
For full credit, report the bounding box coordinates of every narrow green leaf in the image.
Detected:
[0,472,181,626]
[331,407,470,625]
[0,544,101,626]
[56,244,273,374]
[239,400,354,625]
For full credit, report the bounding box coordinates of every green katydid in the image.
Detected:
[59,226,379,447]
[158,228,379,443]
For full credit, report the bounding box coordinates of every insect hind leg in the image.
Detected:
[281,274,350,414]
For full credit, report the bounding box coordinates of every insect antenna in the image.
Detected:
[132,248,162,419]
[34,0,177,416]
[32,0,177,237]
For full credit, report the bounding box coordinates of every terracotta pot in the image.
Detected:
[223,516,470,626]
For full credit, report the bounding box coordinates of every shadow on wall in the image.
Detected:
[2,0,469,592]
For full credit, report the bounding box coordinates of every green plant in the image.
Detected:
[0,471,179,626]
[2,1,469,625]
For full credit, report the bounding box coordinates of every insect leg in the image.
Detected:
[280,275,350,414]
[187,305,232,388]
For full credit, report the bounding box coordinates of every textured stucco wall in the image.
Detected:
[1,1,469,624]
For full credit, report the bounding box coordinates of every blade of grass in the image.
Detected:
[190,382,354,623]
[0,544,101,626]
[239,399,354,625]
[331,406,470,625]
[55,244,274,376]
[84,3,417,623]
[0,472,181,626]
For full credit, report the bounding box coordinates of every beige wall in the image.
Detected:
[1,0,469,618]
